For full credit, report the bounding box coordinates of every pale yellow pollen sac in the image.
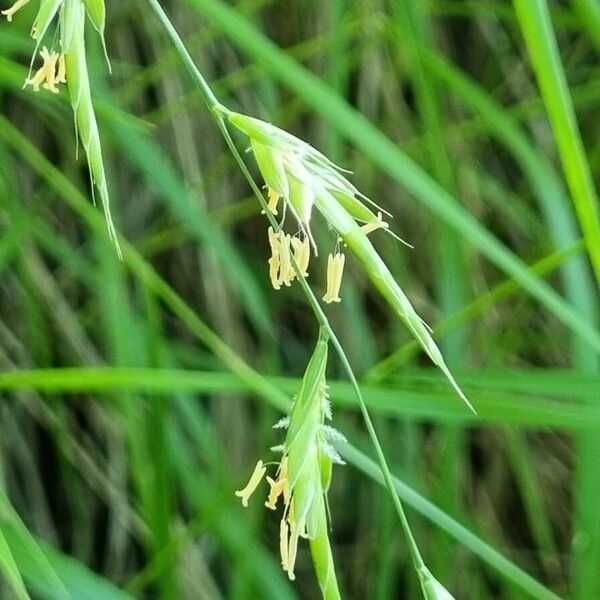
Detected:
[1,0,31,22]
[287,501,296,526]
[235,460,266,507]
[268,254,281,290]
[360,211,389,236]
[265,188,280,215]
[279,233,294,286]
[279,457,291,504]
[267,227,281,290]
[25,46,64,93]
[279,518,290,570]
[264,476,287,510]
[266,228,297,288]
[291,236,310,277]
[286,516,306,581]
[322,252,346,304]
[42,50,60,93]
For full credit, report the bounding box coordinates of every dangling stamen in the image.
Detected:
[280,457,291,504]
[291,236,310,277]
[235,460,266,507]
[266,188,280,215]
[268,254,281,290]
[265,476,287,510]
[42,50,60,93]
[360,211,389,236]
[267,227,282,290]
[25,46,63,93]
[322,252,345,304]
[1,0,31,22]
[278,233,293,287]
[279,518,290,570]
[286,515,306,581]
[56,54,66,85]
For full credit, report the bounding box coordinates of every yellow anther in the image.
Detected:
[268,254,281,290]
[42,50,60,93]
[266,188,280,215]
[25,46,64,93]
[322,252,345,304]
[291,236,310,277]
[235,460,266,507]
[265,476,287,510]
[279,233,293,286]
[279,518,289,570]
[360,211,388,236]
[286,517,305,581]
[56,54,66,84]
[1,0,30,22]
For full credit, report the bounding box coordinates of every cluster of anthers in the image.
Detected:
[235,380,345,581]
[2,0,67,93]
[265,207,387,304]
[26,46,66,93]
[226,111,395,305]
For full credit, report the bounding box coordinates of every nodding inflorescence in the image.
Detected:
[5,0,121,257]
[235,336,344,586]
[228,111,395,305]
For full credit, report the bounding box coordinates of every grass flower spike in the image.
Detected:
[4,0,121,257]
[235,331,342,598]
[227,109,473,411]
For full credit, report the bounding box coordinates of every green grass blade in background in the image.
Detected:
[393,0,469,588]
[571,0,600,49]
[513,3,600,597]
[422,50,598,366]
[0,527,31,600]
[340,443,562,600]
[513,0,600,290]
[0,522,133,600]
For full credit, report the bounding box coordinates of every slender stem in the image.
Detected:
[146,0,223,113]
[148,0,427,577]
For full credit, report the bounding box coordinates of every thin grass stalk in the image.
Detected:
[513,0,600,291]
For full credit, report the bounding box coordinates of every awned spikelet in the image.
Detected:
[235,331,343,598]
[63,0,121,257]
[227,109,473,412]
[4,0,120,257]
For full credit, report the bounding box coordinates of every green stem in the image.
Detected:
[146,0,223,114]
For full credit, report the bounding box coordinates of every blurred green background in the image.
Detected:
[1,0,600,598]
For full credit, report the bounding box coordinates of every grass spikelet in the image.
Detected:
[235,330,342,598]
[63,0,121,257]
[228,110,473,411]
[315,188,474,412]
